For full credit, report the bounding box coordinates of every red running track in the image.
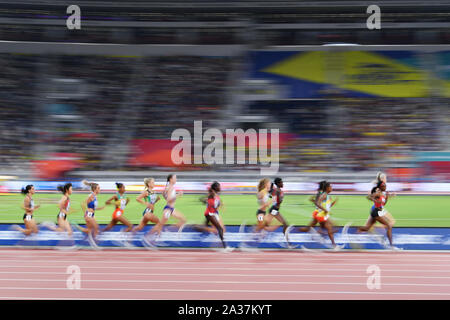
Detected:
[0,248,449,300]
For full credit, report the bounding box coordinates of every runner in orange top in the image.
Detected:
[299,181,340,249]
[103,182,133,233]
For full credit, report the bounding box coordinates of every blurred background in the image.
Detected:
[0,0,449,185]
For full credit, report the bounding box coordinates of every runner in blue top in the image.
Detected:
[76,180,106,247]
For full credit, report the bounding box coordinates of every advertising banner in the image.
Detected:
[249,50,450,98]
[0,224,449,251]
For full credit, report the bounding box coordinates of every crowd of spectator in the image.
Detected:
[277,98,444,174]
[0,54,38,171]
[0,52,447,181]
[133,56,233,140]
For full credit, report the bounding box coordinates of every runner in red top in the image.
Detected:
[194,181,233,252]
[357,181,400,250]
[41,183,74,236]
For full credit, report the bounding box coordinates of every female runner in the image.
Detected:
[42,183,75,237]
[265,177,289,235]
[193,181,233,251]
[151,174,186,236]
[357,181,400,250]
[372,172,396,227]
[102,182,133,233]
[298,181,341,249]
[238,178,273,250]
[14,185,40,236]
[255,178,272,232]
[78,180,106,246]
[132,178,161,235]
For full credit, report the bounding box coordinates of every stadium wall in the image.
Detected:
[1,180,450,195]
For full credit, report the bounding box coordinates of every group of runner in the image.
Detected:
[14,172,399,251]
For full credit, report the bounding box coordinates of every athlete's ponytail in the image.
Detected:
[57,183,72,194]
[144,178,154,189]
[372,171,386,185]
[166,174,174,186]
[82,179,98,192]
[269,182,275,194]
[115,182,124,190]
[257,178,270,192]
[21,185,33,195]
[370,180,385,194]
[209,181,220,194]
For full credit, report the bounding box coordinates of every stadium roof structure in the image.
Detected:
[0,0,447,45]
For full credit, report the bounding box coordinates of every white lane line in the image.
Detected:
[0,270,450,279]
[1,249,450,258]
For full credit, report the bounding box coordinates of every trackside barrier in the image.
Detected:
[2,181,450,194]
[1,225,450,251]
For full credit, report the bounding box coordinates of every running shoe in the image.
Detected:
[9,224,22,232]
[142,233,158,250]
[87,232,100,250]
[222,246,235,253]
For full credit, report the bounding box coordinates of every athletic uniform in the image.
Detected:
[256,190,269,221]
[85,193,97,218]
[269,187,284,216]
[57,196,70,220]
[204,195,221,219]
[163,188,176,218]
[312,192,332,223]
[370,191,387,218]
[142,189,158,216]
[23,197,34,221]
[112,193,127,219]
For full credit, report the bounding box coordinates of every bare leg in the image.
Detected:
[255,214,266,232]
[375,216,393,246]
[63,220,73,236]
[102,220,117,232]
[274,213,289,234]
[262,214,280,232]
[172,209,186,229]
[206,214,227,248]
[18,220,36,236]
[299,219,318,232]
[133,214,159,233]
[115,216,133,232]
[358,216,377,233]
[152,210,171,236]
[321,221,336,246]
[192,218,216,234]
